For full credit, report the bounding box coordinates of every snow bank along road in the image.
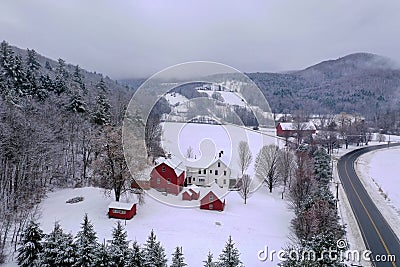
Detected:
[338,144,400,267]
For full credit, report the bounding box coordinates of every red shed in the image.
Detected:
[200,191,225,211]
[182,189,200,201]
[150,156,185,195]
[108,202,137,220]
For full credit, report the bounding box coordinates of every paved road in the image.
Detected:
[338,143,400,267]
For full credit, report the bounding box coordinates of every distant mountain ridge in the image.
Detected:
[246,53,400,117]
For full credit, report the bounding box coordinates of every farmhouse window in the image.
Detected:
[224,171,227,176]
[224,179,226,184]
[209,195,214,201]
[203,169,206,174]
[210,170,212,173]
[162,166,166,172]
[167,179,171,184]
[198,170,201,174]
[218,162,221,167]
[199,178,205,182]
[157,178,160,184]
[215,170,218,175]
[209,204,213,210]
[193,178,195,181]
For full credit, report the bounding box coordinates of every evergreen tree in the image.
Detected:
[40,222,77,267]
[73,65,86,93]
[67,90,87,113]
[203,251,215,267]
[26,49,41,72]
[74,214,98,267]
[217,236,242,267]
[96,77,108,93]
[17,220,43,267]
[13,55,29,96]
[54,75,67,95]
[44,60,52,70]
[313,148,332,185]
[56,58,69,79]
[109,221,132,267]
[128,240,145,267]
[92,92,111,125]
[143,229,167,267]
[170,247,186,267]
[93,241,110,267]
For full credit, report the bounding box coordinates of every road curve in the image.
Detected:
[338,143,400,267]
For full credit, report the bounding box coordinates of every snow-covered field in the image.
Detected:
[355,145,400,239]
[198,90,247,107]
[36,186,292,266]
[161,122,280,178]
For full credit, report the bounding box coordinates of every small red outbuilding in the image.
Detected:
[150,157,185,195]
[108,202,137,220]
[182,189,200,201]
[200,191,225,211]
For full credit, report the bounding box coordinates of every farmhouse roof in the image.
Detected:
[156,156,185,177]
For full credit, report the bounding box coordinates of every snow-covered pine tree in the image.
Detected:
[73,65,86,93]
[26,49,41,73]
[93,241,110,267]
[73,214,99,267]
[143,229,167,267]
[67,89,87,113]
[92,92,111,125]
[217,236,242,267]
[203,251,215,267]
[108,221,132,267]
[40,222,77,267]
[96,77,108,93]
[313,148,332,185]
[170,246,186,267]
[128,240,145,267]
[17,220,43,267]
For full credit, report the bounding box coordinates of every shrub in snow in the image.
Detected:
[66,196,84,204]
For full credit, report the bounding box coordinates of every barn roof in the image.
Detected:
[156,156,185,176]
[278,122,316,131]
[108,201,135,210]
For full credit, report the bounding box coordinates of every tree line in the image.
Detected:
[17,215,243,267]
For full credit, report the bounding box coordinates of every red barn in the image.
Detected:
[108,202,137,220]
[200,191,225,211]
[276,122,316,137]
[150,157,185,195]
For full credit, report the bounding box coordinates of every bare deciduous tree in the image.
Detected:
[237,141,252,176]
[277,148,296,188]
[238,174,253,204]
[185,146,195,159]
[254,144,280,193]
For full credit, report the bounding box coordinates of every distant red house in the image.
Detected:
[200,191,225,211]
[108,202,137,220]
[182,189,200,201]
[150,157,185,195]
[276,122,316,137]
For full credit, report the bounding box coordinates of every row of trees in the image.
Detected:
[17,215,243,267]
[236,141,296,204]
[282,146,346,266]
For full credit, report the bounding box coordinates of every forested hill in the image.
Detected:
[247,53,400,117]
[0,40,138,262]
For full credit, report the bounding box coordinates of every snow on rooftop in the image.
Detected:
[156,155,185,177]
[108,201,135,210]
[278,121,316,131]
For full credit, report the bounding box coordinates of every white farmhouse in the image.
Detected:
[185,158,235,188]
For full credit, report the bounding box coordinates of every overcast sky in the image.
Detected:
[1,0,399,79]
